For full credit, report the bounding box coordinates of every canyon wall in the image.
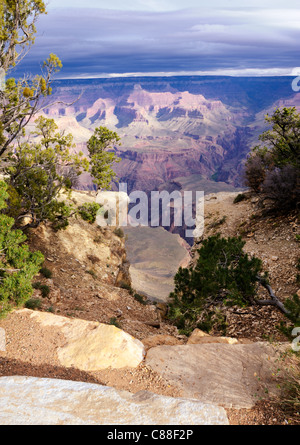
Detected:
[41,76,299,194]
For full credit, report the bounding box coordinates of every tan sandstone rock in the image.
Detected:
[142,335,184,351]
[146,342,287,409]
[0,376,229,425]
[187,329,238,345]
[18,309,145,371]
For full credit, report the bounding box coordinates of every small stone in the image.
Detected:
[142,335,183,351]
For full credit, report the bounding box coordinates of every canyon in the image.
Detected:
[40,76,300,295]
[42,76,299,194]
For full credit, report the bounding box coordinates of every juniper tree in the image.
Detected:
[5,116,89,228]
[168,234,292,335]
[87,127,121,190]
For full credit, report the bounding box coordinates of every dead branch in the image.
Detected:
[256,276,289,315]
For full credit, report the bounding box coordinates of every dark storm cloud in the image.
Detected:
[13,7,300,77]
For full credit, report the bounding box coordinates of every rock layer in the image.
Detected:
[0,376,229,425]
[146,343,286,409]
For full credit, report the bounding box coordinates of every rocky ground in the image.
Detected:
[0,190,299,425]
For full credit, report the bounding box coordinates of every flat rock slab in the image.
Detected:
[146,343,285,409]
[0,376,229,425]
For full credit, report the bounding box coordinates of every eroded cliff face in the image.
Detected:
[40,76,299,193]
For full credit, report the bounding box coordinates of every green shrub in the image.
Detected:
[133,293,148,305]
[49,201,73,232]
[33,282,42,289]
[40,267,52,279]
[168,235,264,335]
[244,107,300,212]
[85,269,97,279]
[279,369,300,420]
[109,317,121,328]
[0,182,44,316]
[208,216,227,230]
[233,193,247,204]
[119,281,133,295]
[25,298,42,310]
[78,203,101,224]
[33,282,50,298]
[278,294,300,338]
[40,285,50,298]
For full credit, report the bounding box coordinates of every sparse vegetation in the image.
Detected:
[78,203,101,224]
[0,182,44,316]
[207,215,227,230]
[40,267,52,279]
[33,282,50,298]
[234,193,247,204]
[279,367,300,420]
[43,286,49,298]
[279,294,300,338]
[169,234,290,335]
[85,269,97,279]
[133,293,148,305]
[25,298,42,310]
[118,281,134,295]
[244,107,300,213]
[33,282,42,289]
[109,317,121,328]
[5,116,88,230]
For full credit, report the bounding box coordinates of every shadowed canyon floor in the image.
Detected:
[124,226,191,302]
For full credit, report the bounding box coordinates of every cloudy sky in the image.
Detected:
[15,0,300,78]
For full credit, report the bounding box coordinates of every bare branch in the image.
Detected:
[256,276,289,315]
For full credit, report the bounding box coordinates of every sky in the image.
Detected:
[14,0,300,78]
